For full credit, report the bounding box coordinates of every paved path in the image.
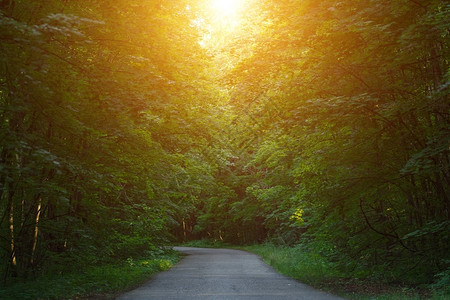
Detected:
[116,247,345,300]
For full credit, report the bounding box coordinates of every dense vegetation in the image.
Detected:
[0,0,209,284]
[0,252,179,300]
[1,0,448,297]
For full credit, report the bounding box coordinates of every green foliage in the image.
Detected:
[1,0,448,296]
[0,251,180,300]
[432,266,450,294]
[244,243,340,285]
[191,0,450,290]
[181,239,231,248]
[0,0,213,284]
[244,244,449,300]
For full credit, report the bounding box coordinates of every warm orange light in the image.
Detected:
[211,0,241,17]
[197,0,250,49]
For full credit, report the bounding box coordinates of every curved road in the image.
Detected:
[116,247,345,300]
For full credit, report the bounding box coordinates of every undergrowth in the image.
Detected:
[0,251,180,300]
[241,244,449,300]
[180,238,231,248]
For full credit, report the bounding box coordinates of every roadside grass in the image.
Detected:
[0,252,180,300]
[241,244,449,300]
[242,244,338,284]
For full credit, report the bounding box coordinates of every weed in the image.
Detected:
[0,252,180,300]
[241,244,449,300]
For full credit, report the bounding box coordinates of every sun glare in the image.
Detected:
[211,0,241,17]
[197,0,246,48]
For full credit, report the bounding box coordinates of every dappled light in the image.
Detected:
[1,0,449,298]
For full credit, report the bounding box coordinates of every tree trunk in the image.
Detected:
[30,196,42,266]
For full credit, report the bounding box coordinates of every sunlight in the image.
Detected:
[211,0,241,17]
[197,0,246,48]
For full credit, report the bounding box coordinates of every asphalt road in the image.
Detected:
[116,247,345,300]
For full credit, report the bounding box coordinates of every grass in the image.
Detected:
[241,244,340,287]
[0,252,181,300]
[240,244,449,300]
[180,238,231,248]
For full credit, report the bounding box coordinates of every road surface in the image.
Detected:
[116,247,345,300]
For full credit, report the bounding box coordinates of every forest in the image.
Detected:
[0,0,449,298]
